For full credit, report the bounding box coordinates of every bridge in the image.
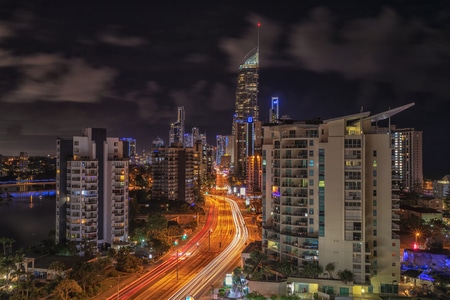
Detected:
[0,179,56,193]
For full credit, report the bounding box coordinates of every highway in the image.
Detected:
[101,195,248,300]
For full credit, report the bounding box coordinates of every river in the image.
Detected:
[0,191,56,251]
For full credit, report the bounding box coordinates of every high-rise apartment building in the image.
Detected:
[150,145,195,203]
[56,128,129,251]
[120,137,137,164]
[391,128,423,192]
[232,46,260,179]
[216,135,234,169]
[261,103,414,294]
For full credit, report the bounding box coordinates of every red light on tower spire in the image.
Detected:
[258,22,261,27]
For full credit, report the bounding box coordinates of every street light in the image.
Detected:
[415,232,420,243]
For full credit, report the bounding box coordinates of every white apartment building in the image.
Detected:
[262,104,414,295]
[56,128,129,252]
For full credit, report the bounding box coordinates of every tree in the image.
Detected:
[337,269,354,284]
[261,264,272,281]
[325,262,335,279]
[0,237,8,255]
[10,271,36,300]
[115,248,142,273]
[0,254,22,284]
[302,262,323,279]
[243,250,269,279]
[48,261,66,281]
[70,261,98,295]
[0,237,14,255]
[276,260,294,278]
[147,213,168,231]
[53,279,82,300]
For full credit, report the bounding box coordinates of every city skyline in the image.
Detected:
[0,1,449,178]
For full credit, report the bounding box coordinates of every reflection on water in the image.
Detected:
[0,190,56,250]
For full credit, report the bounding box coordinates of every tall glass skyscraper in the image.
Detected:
[232,45,260,180]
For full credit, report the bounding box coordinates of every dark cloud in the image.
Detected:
[0,1,448,177]
[98,27,148,47]
[287,7,450,100]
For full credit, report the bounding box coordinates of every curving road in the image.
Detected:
[102,195,248,300]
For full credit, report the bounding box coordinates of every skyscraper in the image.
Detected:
[150,144,196,203]
[269,97,280,123]
[232,26,260,181]
[391,128,423,192]
[169,106,185,147]
[261,103,414,293]
[56,128,129,251]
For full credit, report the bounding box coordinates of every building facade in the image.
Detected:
[56,128,129,251]
[261,104,415,293]
[150,145,196,203]
[232,48,260,180]
[169,106,185,147]
[391,128,423,192]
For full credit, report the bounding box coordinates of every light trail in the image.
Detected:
[168,197,248,300]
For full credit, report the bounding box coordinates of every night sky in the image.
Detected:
[0,1,448,178]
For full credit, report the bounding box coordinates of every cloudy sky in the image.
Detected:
[0,1,448,178]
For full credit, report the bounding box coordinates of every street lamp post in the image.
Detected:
[415,232,420,243]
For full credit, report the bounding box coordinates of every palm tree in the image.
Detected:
[0,254,20,284]
[277,260,294,279]
[337,269,354,284]
[0,237,8,255]
[302,262,323,279]
[7,238,15,255]
[325,262,335,279]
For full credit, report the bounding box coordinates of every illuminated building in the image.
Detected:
[216,135,234,168]
[56,128,129,251]
[150,144,195,203]
[269,97,280,123]
[434,175,450,200]
[120,137,137,164]
[391,128,423,192]
[169,106,185,147]
[261,103,415,293]
[232,26,260,180]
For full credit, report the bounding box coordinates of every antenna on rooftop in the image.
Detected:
[257,22,261,55]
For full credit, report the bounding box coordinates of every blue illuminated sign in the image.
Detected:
[247,117,253,123]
